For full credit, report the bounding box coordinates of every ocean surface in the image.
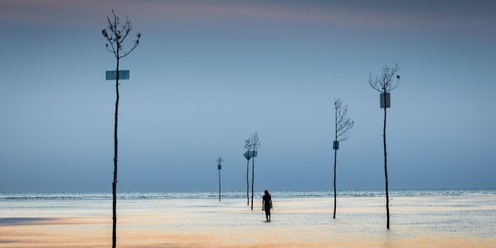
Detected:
[1,189,495,219]
[1,189,495,247]
[2,188,495,201]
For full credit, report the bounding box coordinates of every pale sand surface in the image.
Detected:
[1,195,495,247]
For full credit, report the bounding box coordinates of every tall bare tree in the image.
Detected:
[244,138,251,206]
[102,10,141,248]
[217,157,223,202]
[332,98,354,219]
[246,132,260,210]
[369,63,400,229]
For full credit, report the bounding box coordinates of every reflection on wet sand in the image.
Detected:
[1,196,495,247]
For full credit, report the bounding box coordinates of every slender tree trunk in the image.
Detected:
[333,101,338,219]
[333,148,337,219]
[251,156,255,210]
[112,58,120,248]
[383,91,390,230]
[246,152,250,206]
[219,170,221,201]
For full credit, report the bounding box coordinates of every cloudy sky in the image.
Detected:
[0,0,495,193]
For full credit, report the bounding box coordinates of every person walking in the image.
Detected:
[262,190,273,222]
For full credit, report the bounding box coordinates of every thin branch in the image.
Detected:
[251,132,261,151]
[245,132,261,151]
[369,63,400,93]
[334,98,354,142]
[244,138,251,150]
[102,10,141,60]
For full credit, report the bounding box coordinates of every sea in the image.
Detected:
[1,189,495,247]
[0,189,496,218]
[1,189,496,215]
[2,189,495,201]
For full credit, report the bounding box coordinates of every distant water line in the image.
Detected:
[1,189,494,201]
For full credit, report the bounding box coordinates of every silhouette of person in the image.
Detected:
[262,190,272,222]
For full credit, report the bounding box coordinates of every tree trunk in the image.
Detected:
[383,90,390,230]
[218,169,221,202]
[246,153,250,206]
[333,148,337,219]
[333,101,338,219]
[112,58,120,248]
[251,155,255,210]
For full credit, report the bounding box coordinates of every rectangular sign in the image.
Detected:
[243,151,258,160]
[106,70,130,80]
[380,93,390,108]
[251,151,257,158]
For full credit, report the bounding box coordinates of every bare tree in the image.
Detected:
[332,98,354,219]
[102,10,141,248]
[369,63,400,229]
[245,132,260,210]
[217,157,223,202]
[244,138,251,206]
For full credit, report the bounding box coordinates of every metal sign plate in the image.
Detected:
[243,151,251,160]
[106,70,130,80]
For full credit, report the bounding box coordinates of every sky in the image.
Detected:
[0,0,495,193]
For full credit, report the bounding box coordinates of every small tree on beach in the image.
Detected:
[332,98,354,219]
[102,10,141,248]
[250,132,260,210]
[245,132,260,210]
[244,138,251,206]
[369,63,400,229]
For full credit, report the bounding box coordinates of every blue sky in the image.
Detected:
[0,0,495,193]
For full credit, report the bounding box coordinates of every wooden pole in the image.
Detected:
[112,56,120,248]
[218,168,221,202]
[251,155,255,210]
[246,152,250,206]
[383,90,390,230]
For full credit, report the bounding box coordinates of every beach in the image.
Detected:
[1,191,495,247]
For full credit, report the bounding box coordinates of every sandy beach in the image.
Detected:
[1,193,495,247]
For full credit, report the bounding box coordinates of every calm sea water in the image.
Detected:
[1,189,495,247]
[1,189,495,201]
[1,189,495,218]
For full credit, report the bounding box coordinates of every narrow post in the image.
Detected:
[383,89,390,229]
[246,152,250,205]
[333,148,337,219]
[333,100,338,219]
[251,156,255,210]
[218,169,221,202]
[111,57,120,248]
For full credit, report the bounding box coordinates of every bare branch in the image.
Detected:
[334,98,354,142]
[102,10,141,59]
[244,139,251,150]
[369,63,400,93]
[245,131,261,151]
[251,132,261,151]
[119,41,139,59]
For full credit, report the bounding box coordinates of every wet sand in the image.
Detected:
[1,195,495,247]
